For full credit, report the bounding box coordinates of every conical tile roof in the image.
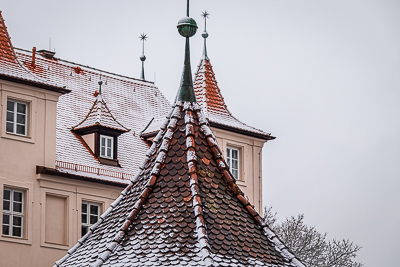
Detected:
[193,58,274,140]
[55,101,303,267]
[72,93,129,132]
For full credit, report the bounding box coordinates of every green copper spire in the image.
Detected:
[201,11,210,60]
[139,33,147,81]
[175,0,197,103]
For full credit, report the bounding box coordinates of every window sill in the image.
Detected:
[0,235,32,245]
[1,132,34,144]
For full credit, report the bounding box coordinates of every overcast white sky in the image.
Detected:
[2,1,399,266]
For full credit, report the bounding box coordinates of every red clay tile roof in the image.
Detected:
[0,11,67,93]
[193,58,274,140]
[13,47,171,183]
[54,101,303,267]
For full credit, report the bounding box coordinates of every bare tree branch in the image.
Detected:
[263,206,364,267]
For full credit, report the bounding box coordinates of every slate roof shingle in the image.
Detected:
[54,101,303,267]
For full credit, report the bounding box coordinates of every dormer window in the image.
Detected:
[73,128,123,167]
[100,135,114,159]
[71,80,130,167]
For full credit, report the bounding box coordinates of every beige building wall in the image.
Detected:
[0,79,268,266]
[0,80,122,267]
[211,127,266,214]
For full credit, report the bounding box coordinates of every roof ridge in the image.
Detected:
[0,12,64,89]
[195,108,304,267]
[54,109,175,267]
[55,101,294,266]
[90,106,177,267]
[194,58,274,139]
[194,58,232,117]
[72,94,129,132]
[185,103,214,266]
[14,47,156,85]
[0,10,18,64]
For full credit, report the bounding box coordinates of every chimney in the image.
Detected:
[37,49,56,60]
[31,47,36,69]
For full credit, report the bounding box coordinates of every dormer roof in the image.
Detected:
[194,58,275,141]
[72,92,129,134]
[54,101,303,267]
[0,11,69,94]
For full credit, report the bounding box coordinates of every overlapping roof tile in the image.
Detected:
[0,11,66,92]
[54,101,303,267]
[142,58,275,141]
[13,47,171,183]
[72,91,129,132]
[193,58,274,140]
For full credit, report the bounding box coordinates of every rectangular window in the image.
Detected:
[81,202,100,237]
[2,188,24,238]
[6,100,27,136]
[99,135,113,159]
[226,147,240,180]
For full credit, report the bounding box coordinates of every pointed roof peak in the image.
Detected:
[194,58,275,140]
[175,0,198,103]
[0,10,17,63]
[55,101,302,267]
[194,58,232,117]
[72,81,129,132]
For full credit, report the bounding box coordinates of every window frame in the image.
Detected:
[6,100,28,136]
[2,188,24,238]
[81,201,100,237]
[99,134,114,160]
[226,146,240,180]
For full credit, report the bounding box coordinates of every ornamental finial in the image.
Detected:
[201,11,210,60]
[175,0,197,103]
[139,33,147,80]
[98,73,103,95]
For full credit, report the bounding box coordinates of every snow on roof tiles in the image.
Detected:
[54,101,303,267]
[194,58,274,140]
[142,58,275,141]
[72,92,129,132]
[14,48,171,183]
[0,11,66,92]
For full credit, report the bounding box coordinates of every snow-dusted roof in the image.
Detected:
[72,92,129,133]
[193,58,274,141]
[13,47,171,183]
[142,58,275,141]
[54,101,302,267]
[0,11,68,93]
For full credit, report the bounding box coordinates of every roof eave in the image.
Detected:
[36,166,127,187]
[0,73,70,94]
[72,124,129,136]
[209,121,276,141]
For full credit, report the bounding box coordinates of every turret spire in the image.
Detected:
[201,11,210,60]
[139,33,147,80]
[175,0,198,103]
